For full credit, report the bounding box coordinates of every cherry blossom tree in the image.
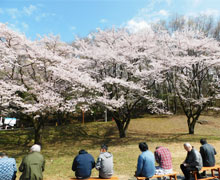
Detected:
[71,28,167,138]
[3,20,219,140]
[0,23,66,143]
[0,23,29,116]
[0,23,102,143]
[159,30,220,134]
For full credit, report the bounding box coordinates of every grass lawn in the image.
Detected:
[1,114,220,180]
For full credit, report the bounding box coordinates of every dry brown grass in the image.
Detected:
[1,115,220,180]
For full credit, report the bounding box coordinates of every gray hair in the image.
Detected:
[30,144,41,152]
[184,143,192,148]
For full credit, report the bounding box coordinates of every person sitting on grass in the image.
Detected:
[96,144,114,179]
[72,149,95,179]
[135,142,155,179]
[180,143,203,180]
[154,146,173,175]
[0,152,17,180]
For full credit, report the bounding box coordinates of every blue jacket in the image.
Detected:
[136,150,155,178]
[72,150,95,178]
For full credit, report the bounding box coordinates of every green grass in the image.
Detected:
[1,115,220,180]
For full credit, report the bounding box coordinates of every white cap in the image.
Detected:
[30,144,41,152]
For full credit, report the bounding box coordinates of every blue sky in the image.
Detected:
[1,0,220,42]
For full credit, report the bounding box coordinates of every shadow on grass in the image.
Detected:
[1,119,220,158]
[124,130,220,145]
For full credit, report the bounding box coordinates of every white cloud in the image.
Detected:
[7,23,21,33]
[6,5,37,19]
[128,0,171,23]
[100,19,108,23]
[0,8,4,14]
[126,19,151,33]
[123,1,171,32]
[5,21,29,34]
[165,0,172,6]
[146,0,172,7]
[21,22,29,31]
[23,5,37,16]
[5,4,54,23]
[158,10,169,16]
[192,0,202,6]
[35,15,42,22]
[35,13,55,22]
[187,8,220,18]
[70,26,76,31]
[125,8,170,29]
[200,9,220,17]
[7,8,20,19]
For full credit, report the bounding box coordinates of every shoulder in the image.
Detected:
[141,151,153,157]
[21,154,29,163]
[74,154,80,160]
[155,148,162,154]
[108,152,113,157]
[23,154,29,159]
[194,149,201,156]
[32,152,42,157]
[191,148,198,155]
[88,153,94,159]
[139,152,145,158]
[193,148,199,153]
[8,158,16,163]
[30,152,44,159]
[98,153,105,158]
[208,144,215,149]
[200,145,205,149]
[155,149,159,153]
[38,153,44,158]
[148,150,154,156]
[24,153,33,161]
[0,157,15,163]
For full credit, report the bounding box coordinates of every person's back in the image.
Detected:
[0,153,17,180]
[200,139,216,167]
[19,145,45,180]
[72,149,95,179]
[181,143,203,180]
[155,146,172,174]
[136,142,155,178]
[185,148,203,170]
[155,146,172,169]
[96,144,113,178]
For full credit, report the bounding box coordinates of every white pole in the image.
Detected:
[0,117,2,126]
[105,109,107,122]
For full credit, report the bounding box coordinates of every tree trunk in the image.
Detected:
[187,117,197,134]
[33,115,45,145]
[173,95,177,114]
[166,95,170,111]
[114,117,128,138]
[34,128,41,144]
[119,127,126,138]
[188,124,195,134]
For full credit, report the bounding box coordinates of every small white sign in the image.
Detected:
[4,118,16,126]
